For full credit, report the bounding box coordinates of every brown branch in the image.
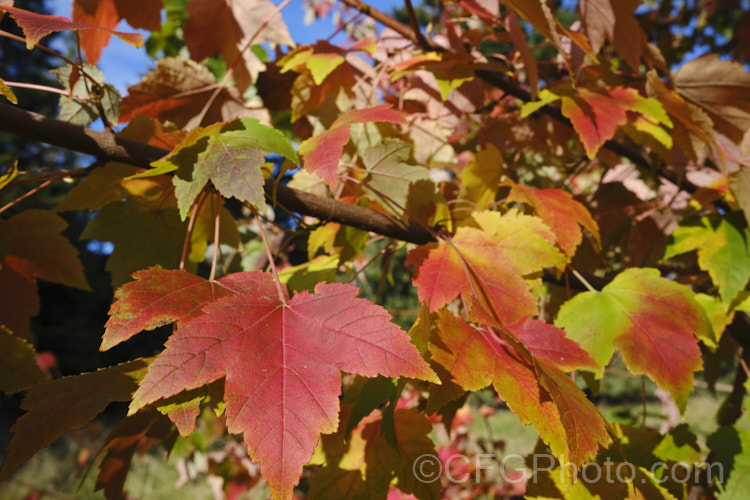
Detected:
[404,0,432,51]
[341,0,652,169]
[339,0,425,47]
[0,104,618,293]
[0,102,433,245]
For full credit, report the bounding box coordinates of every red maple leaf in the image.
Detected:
[431,310,610,463]
[407,210,565,325]
[561,87,644,158]
[0,4,142,58]
[126,271,436,499]
[298,105,405,187]
[102,268,267,350]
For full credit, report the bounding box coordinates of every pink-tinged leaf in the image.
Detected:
[130,274,436,500]
[161,400,201,437]
[431,311,609,463]
[561,87,630,158]
[298,105,405,187]
[0,5,142,53]
[405,242,465,312]
[408,233,538,325]
[408,210,565,325]
[102,268,270,351]
[154,386,210,437]
[556,268,711,410]
[507,317,599,372]
[507,184,600,257]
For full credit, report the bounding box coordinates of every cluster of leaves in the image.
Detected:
[1,0,750,499]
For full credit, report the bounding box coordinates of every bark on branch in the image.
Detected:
[0,102,434,245]
[0,103,608,292]
[339,0,652,169]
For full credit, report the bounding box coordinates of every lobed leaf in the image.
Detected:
[129,274,435,499]
[0,359,149,480]
[664,215,750,306]
[507,184,600,257]
[409,210,565,325]
[298,105,405,188]
[120,57,264,129]
[0,4,142,53]
[555,268,711,411]
[0,325,45,392]
[149,117,298,219]
[102,268,270,350]
[431,311,609,463]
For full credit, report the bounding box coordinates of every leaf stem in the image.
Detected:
[0,176,57,215]
[0,29,76,65]
[249,204,287,305]
[347,240,396,284]
[208,194,221,281]
[179,190,206,271]
[2,81,95,103]
[570,267,597,292]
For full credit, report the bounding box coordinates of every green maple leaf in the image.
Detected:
[556,268,712,411]
[144,117,298,219]
[664,214,750,306]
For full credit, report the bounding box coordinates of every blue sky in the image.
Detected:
[46,0,403,92]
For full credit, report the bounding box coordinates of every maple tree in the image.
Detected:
[0,0,750,498]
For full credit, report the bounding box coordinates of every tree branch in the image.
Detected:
[340,0,652,169]
[0,103,618,292]
[0,102,434,245]
[339,0,426,47]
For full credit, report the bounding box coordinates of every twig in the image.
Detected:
[0,29,76,65]
[0,177,56,215]
[3,81,85,100]
[404,0,432,51]
[347,240,395,284]
[0,103,434,245]
[570,267,597,292]
[339,0,425,48]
